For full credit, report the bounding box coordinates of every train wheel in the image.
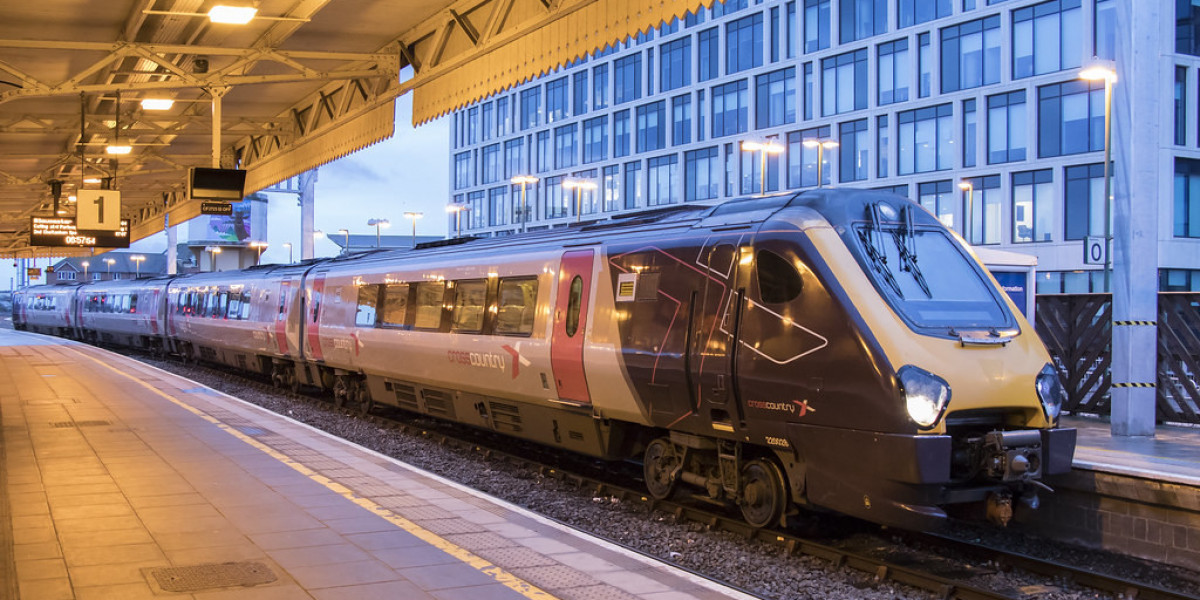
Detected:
[643,438,680,500]
[332,376,349,409]
[354,381,374,417]
[288,370,301,395]
[740,459,787,528]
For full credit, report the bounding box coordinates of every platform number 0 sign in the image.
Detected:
[76,190,122,231]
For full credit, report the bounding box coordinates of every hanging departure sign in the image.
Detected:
[30,217,130,248]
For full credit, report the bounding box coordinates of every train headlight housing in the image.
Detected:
[1035,364,1066,423]
[899,366,950,429]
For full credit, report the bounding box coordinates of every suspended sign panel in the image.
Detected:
[30,217,130,248]
[75,190,122,231]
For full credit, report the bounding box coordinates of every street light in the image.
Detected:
[249,241,268,264]
[104,258,115,278]
[958,181,975,243]
[446,204,467,237]
[563,178,598,222]
[130,254,145,278]
[336,228,350,253]
[802,139,839,188]
[283,242,293,263]
[367,218,390,248]
[81,260,89,282]
[741,139,785,194]
[511,175,538,233]
[1080,59,1117,292]
[403,212,423,247]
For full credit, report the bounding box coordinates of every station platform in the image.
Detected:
[1065,415,1200,486]
[0,328,752,600]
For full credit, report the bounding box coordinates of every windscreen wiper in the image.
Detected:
[860,204,903,298]
[891,206,931,298]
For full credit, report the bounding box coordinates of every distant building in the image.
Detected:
[47,252,167,284]
[327,234,445,255]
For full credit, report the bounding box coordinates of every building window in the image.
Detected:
[1012,169,1054,243]
[647,155,679,206]
[878,38,910,105]
[672,95,692,145]
[467,107,479,144]
[727,13,764,74]
[1095,0,1115,60]
[481,143,501,184]
[603,165,620,211]
[536,130,551,172]
[697,89,707,141]
[1013,0,1082,80]
[504,139,523,178]
[496,96,512,136]
[755,67,796,128]
[741,136,782,193]
[521,88,540,130]
[453,151,472,190]
[877,115,889,178]
[661,37,692,93]
[786,125,832,188]
[593,63,609,110]
[839,119,868,182]
[481,102,494,141]
[918,180,955,229]
[712,79,749,137]
[898,104,953,175]
[489,186,509,226]
[725,143,736,195]
[821,49,867,116]
[614,109,631,158]
[685,147,721,201]
[1179,0,1200,56]
[1176,158,1200,238]
[805,0,830,53]
[987,90,1027,164]
[573,71,588,115]
[636,101,666,153]
[512,183,536,224]
[786,1,798,58]
[1064,162,1105,240]
[803,62,814,120]
[699,27,720,82]
[545,176,567,219]
[1177,65,1188,146]
[624,161,643,209]
[573,168,600,217]
[918,32,932,98]
[555,124,578,169]
[466,191,486,231]
[840,0,886,43]
[964,98,978,168]
[964,174,1001,244]
[583,116,608,163]
[876,184,909,197]
[940,15,1001,93]
[898,0,951,28]
[614,54,642,104]
[1037,79,1104,158]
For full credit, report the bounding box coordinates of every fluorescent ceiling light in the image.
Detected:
[83,177,101,184]
[208,5,257,24]
[106,145,133,155]
[141,98,174,110]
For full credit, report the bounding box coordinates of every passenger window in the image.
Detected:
[227,293,241,319]
[380,284,409,327]
[756,249,803,304]
[565,276,583,337]
[451,280,488,333]
[217,292,229,318]
[129,294,138,314]
[413,282,446,329]
[240,293,252,320]
[355,285,380,327]
[495,278,538,336]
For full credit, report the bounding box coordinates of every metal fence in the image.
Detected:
[1035,293,1200,424]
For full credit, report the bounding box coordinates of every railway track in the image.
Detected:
[136,351,1197,600]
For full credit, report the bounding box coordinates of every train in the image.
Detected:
[12,189,1076,530]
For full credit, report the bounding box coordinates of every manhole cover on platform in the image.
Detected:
[148,561,276,592]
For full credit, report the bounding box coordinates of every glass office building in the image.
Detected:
[448,0,1200,293]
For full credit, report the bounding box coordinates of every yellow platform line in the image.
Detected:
[76,348,558,600]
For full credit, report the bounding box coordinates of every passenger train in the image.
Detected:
[13,189,1076,529]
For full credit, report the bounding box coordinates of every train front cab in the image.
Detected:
[759,192,1075,529]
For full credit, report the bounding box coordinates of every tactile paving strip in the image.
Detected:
[148,561,277,592]
[510,565,602,590]
[49,420,110,428]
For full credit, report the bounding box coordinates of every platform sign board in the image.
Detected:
[1084,236,1108,265]
[26,268,41,279]
[30,217,130,248]
[75,190,122,231]
[201,202,233,215]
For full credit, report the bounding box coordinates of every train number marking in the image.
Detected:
[765,436,790,448]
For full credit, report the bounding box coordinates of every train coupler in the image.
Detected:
[986,491,1013,526]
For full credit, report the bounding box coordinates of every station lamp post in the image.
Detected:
[741,139,785,194]
[563,178,598,223]
[250,241,268,264]
[335,228,350,254]
[367,218,390,248]
[801,139,839,188]
[446,204,467,238]
[81,260,89,282]
[958,181,974,243]
[104,258,115,278]
[283,242,293,263]
[511,175,538,233]
[131,255,145,278]
[1080,60,1117,292]
[403,212,423,247]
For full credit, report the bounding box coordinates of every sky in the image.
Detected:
[3,94,450,289]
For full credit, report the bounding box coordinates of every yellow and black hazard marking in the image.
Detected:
[1111,382,1156,388]
[1113,320,1156,326]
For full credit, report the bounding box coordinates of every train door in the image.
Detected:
[550,249,595,404]
[691,240,743,427]
[304,272,327,362]
[274,280,293,356]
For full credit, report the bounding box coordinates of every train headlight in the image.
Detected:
[1035,364,1066,423]
[899,365,950,429]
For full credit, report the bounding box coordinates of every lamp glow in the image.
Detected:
[105,145,133,155]
[208,5,257,24]
[140,98,174,110]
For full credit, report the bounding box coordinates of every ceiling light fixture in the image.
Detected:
[140,98,174,110]
[142,6,309,24]
[106,145,133,155]
[83,177,101,184]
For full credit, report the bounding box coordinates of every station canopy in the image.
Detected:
[0,0,709,258]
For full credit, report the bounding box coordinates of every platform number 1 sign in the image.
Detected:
[76,190,121,231]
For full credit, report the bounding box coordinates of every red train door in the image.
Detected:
[275,280,291,355]
[305,272,327,362]
[550,249,595,404]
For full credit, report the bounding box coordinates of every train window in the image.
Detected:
[450,280,487,333]
[566,275,583,337]
[227,293,241,319]
[356,285,381,327]
[379,284,409,327]
[240,293,252,320]
[217,292,229,318]
[495,278,538,336]
[413,282,446,330]
[129,294,138,314]
[756,250,803,304]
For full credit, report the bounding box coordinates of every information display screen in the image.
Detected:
[30,217,130,248]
